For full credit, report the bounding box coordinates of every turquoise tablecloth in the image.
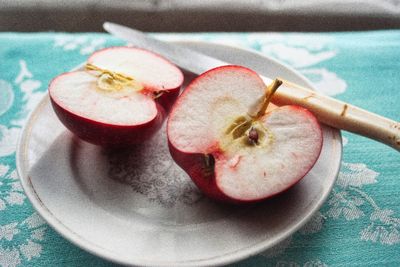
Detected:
[0,31,399,266]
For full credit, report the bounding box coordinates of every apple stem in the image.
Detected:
[255,79,283,118]
[153,91,163,99]
[203,154,215,176]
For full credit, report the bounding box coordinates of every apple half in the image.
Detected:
[167,66,323,203]
[49,47,184,146]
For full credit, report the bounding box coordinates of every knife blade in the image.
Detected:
[103,22,275,85]
[103,22,400,151]
[103,22,239,78]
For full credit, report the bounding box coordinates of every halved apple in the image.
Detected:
[49,47,184,146]
[167,65,323,203]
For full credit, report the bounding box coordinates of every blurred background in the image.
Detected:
[1,0,400,32]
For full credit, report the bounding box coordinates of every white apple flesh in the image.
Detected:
[167,65,323,203]
[49,47,183,146]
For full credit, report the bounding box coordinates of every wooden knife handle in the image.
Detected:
[269,78,400,152]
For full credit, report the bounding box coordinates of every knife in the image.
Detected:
[103,22,400,151]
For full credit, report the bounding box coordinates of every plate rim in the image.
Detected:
[16,40,342,267]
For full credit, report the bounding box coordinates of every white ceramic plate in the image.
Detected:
[17,41,342,267]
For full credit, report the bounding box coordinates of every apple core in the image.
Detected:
[220,79,283,153]
[86,63,144,93]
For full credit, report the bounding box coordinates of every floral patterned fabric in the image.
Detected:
[0,31,399,266]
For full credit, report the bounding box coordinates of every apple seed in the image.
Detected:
[254,79,283,118]
[248,127,259,144]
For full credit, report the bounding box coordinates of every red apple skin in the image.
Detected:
[50,95,166,147]
[168,141,234,203]
[168,106,323,204]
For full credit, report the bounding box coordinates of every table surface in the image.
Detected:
[0,31,399,267]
